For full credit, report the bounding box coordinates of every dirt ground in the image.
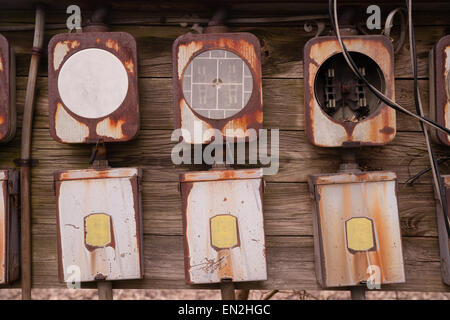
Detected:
[0,289,449,300]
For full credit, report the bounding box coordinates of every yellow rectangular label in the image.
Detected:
[85,213,112,248]
[210,215,238,250]
[346,217,375,252]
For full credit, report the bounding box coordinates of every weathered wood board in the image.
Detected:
[0,3,449,292]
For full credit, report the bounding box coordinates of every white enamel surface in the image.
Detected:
[58,175,141,282]
[182,49,253,120]
[184,178,267,284]
[57,48,129,119]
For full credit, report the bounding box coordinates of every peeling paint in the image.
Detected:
[180,169,266,284]
[105,39,120,52]
[96,117,126,139]
[53,40,80,71]
[55,103,89,143]
[124,59,134,74]
[177,41,203,79]
[309,171,405,288]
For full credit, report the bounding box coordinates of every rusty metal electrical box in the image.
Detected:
[0,34,16,143]
[0,169,19,284]
[304,35,395,147]
[308,171,405,288]
[48,32,139,144]
[180,169,267,284]
[54,168,143,282]
[430,35,450,146]
[172,33,263,144]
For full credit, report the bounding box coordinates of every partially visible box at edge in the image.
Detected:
[0,169,20,285]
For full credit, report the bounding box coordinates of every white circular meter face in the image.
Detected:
[58,48,129,119]
[182,49,254,120]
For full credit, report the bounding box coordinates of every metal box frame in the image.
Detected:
[172,32,263,144]
[429,35,450,146]
[304,35,395,147]
[308,171,405,288]
[54,168,143,282]
[0,169,19,284]
[48,32,139,144]
[438,175,450,285]
[180,168,267,284]
[0,34,16,143]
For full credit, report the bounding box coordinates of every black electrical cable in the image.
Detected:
[405,158,450,185]
[406,0,450,236]
[328,0,450,136]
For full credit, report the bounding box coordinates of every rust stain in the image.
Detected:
[56,168,138,182]
[314,171,396,185]
[305,36,395,147]
[181,168,263,183]
[379,125,395,135]
[215,38,260,80]
[124,59,134,74]
[217,249,234,280]
[105,39,120,52]
[221,109,263,136]
[371,187,386,282]
[96,117,127,140]
[0,116,4,125]
[0,57,3,72]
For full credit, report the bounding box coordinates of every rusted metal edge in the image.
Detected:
[180,168,263,183]
[309,171,397,185]
[307,176,327,287]
[54,167,140,182]
[0,169,20,285]
[0,33,15,144]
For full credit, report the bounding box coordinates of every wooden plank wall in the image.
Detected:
[0,2,450,292]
